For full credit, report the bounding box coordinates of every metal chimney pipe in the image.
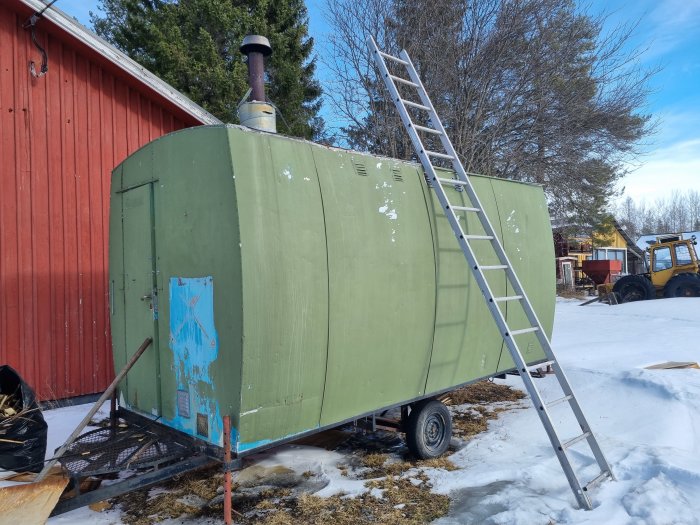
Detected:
[240,35,272,102]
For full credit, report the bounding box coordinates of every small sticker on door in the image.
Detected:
[177,390,190,418]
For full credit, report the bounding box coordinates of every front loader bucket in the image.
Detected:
[0,470,68,525]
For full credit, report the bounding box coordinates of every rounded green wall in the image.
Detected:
[109,125,555,452]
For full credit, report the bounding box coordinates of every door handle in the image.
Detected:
[140,294,152,301]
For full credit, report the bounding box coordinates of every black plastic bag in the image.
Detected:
[0,365,48,473]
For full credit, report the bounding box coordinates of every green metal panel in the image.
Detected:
[120,182,160,416]
[151,127,243,446]
[314,150,436,426]
[111,127,243,446]
[110,138,163,418]
[423,171,507,392]
[110,124,555,453]
[228,129,329,452]
[108,166,127,398]
[491,178,555,371]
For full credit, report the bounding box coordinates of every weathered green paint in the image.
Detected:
[109,125,555,453]
[491,180,555,371]
[121,182,160,416]
[313,151,435,426]
[230,131,329,449]
[423,170,508,391]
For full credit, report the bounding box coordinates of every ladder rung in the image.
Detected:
[585,471,612,492]
[480,265,508,271]
[378,50,408,65]
[509,327,539,336]
[561,431,591,450]
[546,395,572,408]
[413,124,442,135]
[389,74,419,88]
[493,295,523,302]
[436,177,467,186]
[424,150,454,160]
[401,99,430,111]
[463,235,494,241]
[451,206,480,212]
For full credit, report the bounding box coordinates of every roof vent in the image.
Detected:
[353,159,368,176]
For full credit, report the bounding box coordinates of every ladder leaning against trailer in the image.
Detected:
[368,37,614,510]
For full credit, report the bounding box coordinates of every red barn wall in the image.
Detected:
[0,3,201,399]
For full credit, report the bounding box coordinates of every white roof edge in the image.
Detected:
[19,0,222,125]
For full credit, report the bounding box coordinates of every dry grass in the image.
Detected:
[114,381,524,524]
[417,457,459,471]
[257,476,449,525]
[452,407,496,439]
[445,380,525,405]
[445,381,526,440]
[357,453,457,479]
[556,286,589,299]
[117,457,452,525]
[117,466,226,524]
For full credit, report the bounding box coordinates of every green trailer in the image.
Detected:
[108,124,554,458]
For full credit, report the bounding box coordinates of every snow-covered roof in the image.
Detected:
[636,231,700,252]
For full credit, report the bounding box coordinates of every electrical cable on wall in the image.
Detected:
[22,0,60,78]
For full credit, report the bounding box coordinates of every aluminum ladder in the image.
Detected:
[368,37,614,510]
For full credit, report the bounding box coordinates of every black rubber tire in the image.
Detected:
[663,273,700,298]
[612,275,656,302]
[405,399,452,459]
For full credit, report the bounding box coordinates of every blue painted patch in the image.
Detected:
[237,426,320,453]
[161,276,232,447]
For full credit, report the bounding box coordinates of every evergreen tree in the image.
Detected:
[92,0,323,139]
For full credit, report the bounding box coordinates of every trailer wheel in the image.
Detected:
[405,399,452,459]
[612,275,655,302]
[663,273,700,298]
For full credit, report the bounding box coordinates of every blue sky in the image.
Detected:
[55,0,699,204]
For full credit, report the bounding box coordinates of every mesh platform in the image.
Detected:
[60,421,194,477]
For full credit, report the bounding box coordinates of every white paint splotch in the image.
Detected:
[378,203,398,220]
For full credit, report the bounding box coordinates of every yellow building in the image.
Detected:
[553,220,644,286]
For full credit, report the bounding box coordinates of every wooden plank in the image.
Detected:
[0,474,69,525]
[0,6,18,368]
[47,33,67,396]
[52,39,66,395]
[88,61,105,389]
[14,7,35,381]
[645,362,700,370]
[74,52,91,391]
[27,21,52,396]
[61,44,80,397]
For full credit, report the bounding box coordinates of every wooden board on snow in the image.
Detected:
[645,361,700,370]
[0,474,68,525]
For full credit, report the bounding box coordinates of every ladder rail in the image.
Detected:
[400,48,552,339]
[368,36,614,510]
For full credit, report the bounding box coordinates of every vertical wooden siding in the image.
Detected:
[0,4,191,399]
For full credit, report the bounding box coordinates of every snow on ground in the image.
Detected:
[43,297,700,524]
[429,297,700,525]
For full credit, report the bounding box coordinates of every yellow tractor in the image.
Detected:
[612,235,700,302]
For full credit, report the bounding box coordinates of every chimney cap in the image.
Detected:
[240,35,272,57]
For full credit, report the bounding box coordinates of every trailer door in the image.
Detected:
[120,182,161,416]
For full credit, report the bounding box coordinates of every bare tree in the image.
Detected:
[323,0,656,226]
[613,190,700,237]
